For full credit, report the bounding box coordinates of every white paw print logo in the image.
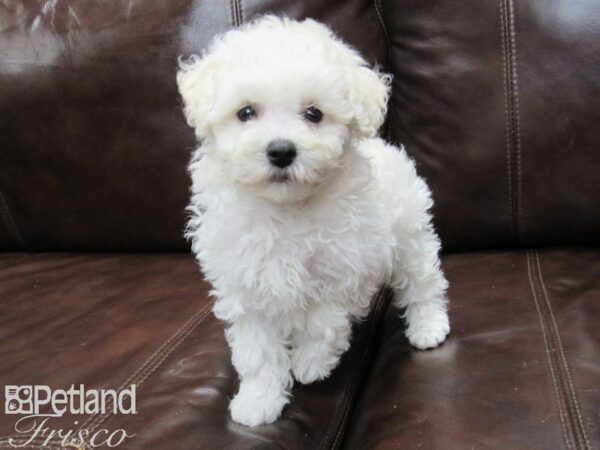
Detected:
[5,386,33,414]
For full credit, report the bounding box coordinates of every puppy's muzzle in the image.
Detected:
[267,140,296,168]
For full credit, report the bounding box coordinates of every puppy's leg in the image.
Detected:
[392,226,450,350]
[291,303,351,384]
[227,314,292,426]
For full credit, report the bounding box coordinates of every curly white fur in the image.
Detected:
[177,16,450,427]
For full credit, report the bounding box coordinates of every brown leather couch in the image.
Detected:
[1,1,598,449]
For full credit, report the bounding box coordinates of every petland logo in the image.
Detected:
[4,385,136,448]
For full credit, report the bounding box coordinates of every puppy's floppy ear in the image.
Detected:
[345,61,392,138]
[177,54,220,138]
[300,18,391,137]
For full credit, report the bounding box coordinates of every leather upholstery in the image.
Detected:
[0,0,385,252]
[344,249,599,449]
[0,253,391,449]
[382,0,600,251]
[0,0,197,252]
[1,251,597,448]
[0,1,598,449]
[2,1,598,252]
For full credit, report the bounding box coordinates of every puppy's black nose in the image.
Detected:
[267,140,297,168]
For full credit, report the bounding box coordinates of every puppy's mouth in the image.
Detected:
[269,171,291,183]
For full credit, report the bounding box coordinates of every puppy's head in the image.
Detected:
[178,16,390,203]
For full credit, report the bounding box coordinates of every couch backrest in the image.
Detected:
[0,0,598,252]
[382,0,600,251]
[0,0,385,251]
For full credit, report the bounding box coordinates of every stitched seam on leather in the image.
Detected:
[508,0,523,244]
[318,289,381,450]
[316,287,388,450]
[0,301,213,448]
[0,189,26,249]
[500,0,523,244]
[326,344,363,450]
[230,0,242,27]
[333,288,393,450]
[527,250,574,450]
[230,0,236,27]
[238,0,244,25]
[374,0,393,141]
[374,0,392,81]
[324,287,393,450]
[506,0,523,243]
[329,303,381,450]
[500,0,514,243]
[335,289,391,449]
[82,301,213,434]
[327,289,382,450]
[59,302,213,444]
[535,252,591,449]
[234,0,241,26]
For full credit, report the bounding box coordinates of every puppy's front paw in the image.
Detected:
[292,352,335,385]
[229,379,288,427]
[405,302,450,350]
[291,337,347,385]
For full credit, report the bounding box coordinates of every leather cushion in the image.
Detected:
[343,249,599,449]
[381,0,600,250]
[0,0,386,252]
[0,253,391,449]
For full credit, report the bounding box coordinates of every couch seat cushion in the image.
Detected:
[0,253,390,449]
[343,249,599,450]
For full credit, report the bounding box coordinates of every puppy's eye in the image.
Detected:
[237,105,257,122]
[303,106,323,123]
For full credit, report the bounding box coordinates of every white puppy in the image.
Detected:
[177,16,450,427]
